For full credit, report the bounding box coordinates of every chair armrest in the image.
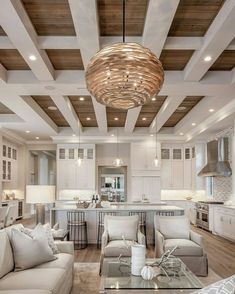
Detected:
[55,241,74,255]
[101,230,109,253]
[190,230,203,247]
[137,229,146,245]
[155,229,164,258]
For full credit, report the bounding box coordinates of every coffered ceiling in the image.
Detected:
[0,0,235,143]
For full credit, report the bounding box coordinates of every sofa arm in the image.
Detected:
[137,230,146,245]
[101,230,109,253]
[55,241,74,255]
[155,229,164,258]
[190,230,203,247]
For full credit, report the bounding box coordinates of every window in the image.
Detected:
[161,148,170,159]
[206,177,214,197]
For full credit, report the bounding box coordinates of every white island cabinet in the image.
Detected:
[213,206,235,242]
[57,144,95,193]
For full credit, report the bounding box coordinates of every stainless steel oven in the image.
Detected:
[196,201,224,231]
[196,203,209,230]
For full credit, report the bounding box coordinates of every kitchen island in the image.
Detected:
[50,204,184,244]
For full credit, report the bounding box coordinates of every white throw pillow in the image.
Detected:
[157,216,190,239]
[106,216,138,241]
[23,223,59,254]
[43,223,60,254]
[11,224,56,271]
[0,231,14,278]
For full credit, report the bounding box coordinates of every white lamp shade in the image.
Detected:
[26,185,55,204]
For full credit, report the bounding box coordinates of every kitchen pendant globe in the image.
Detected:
[85,42,164,110]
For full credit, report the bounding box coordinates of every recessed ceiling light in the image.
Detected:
[177,106,187,111]
[114,117,119,121]
[204,56,212,62]
[47,106,57,111]
[29,55,37,61]
[79,97,85,101]
[72,134,76,137]
[192,122,196,126]
[111,134,114,137]
[86,117,91,121]
[150,134,154,137]
[209,108,214,112]
[25,130,30,133]
[142,117,147,121]
[35,136,39,140]
[179,132,184,136]
[152,97,156,101]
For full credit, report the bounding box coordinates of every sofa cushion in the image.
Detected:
[192,274,235,293]
[23,223,59,254]
[164,239,203,256]
[4,224,24,239]
[35,253,73,270]
[0,290,51,294]
[105,215,138,241]
[0,231,14,279]
[0,268,66,294]
[104,240,132,257]
[157,216,190,240]
[11,225,56,271]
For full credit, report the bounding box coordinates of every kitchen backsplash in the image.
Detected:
[211,127,233,202]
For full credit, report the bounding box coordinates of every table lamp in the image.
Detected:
[26,185,55,224]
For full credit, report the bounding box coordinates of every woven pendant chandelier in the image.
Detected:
[85,1,164,110]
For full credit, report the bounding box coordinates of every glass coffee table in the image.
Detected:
[100,257,203,293]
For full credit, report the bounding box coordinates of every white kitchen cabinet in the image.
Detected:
[131,176,161,202]
[131,143,161,171]
[172,161,184,189]
[213,207,235,241]
[57,160,77,189]
[57,144,96,192]
[161,160,171,189]
[184,160,192,189]
[2,140,18,187]
[77,159,95,190]
[161,144,195,189]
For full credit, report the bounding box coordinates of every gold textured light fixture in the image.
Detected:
[85,0,164,110]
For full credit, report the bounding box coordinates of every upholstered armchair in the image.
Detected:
[154,215,208,277]
[101,215,145,259]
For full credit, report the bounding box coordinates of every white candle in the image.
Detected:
[131,244,146,276]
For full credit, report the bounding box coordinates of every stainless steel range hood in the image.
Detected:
[198,137,232,177]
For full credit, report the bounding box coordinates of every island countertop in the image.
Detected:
[51,204,183,212]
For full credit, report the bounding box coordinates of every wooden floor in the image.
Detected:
[18,216,235,279]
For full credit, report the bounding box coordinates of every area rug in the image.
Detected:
[71,263,221,294]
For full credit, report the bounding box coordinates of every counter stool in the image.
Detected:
[97,211,117,249]
[129,211,147,247]
[67,211,87,250]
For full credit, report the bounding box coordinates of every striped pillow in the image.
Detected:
[193,275,235,294]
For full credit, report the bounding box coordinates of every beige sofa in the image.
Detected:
[0,225,74,294]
